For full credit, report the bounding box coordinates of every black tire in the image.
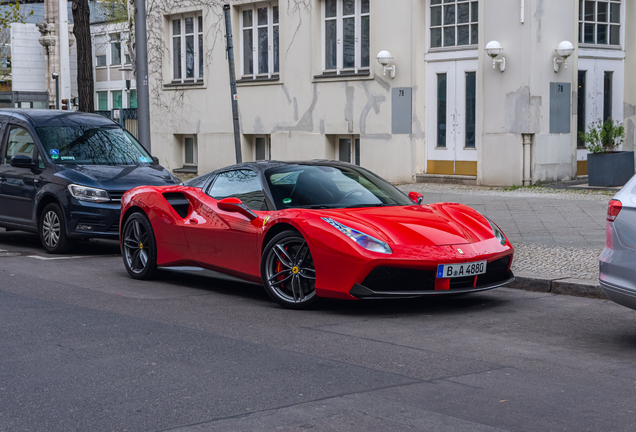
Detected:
[39,203,74,254]
[261,230,318,309]
[121,212,159,280]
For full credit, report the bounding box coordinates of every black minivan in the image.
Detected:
[0,109,178,253]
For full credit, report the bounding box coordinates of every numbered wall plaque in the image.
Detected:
[550,82,571,134]
[392,87,412,134]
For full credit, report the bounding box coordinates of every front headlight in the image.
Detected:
[68,184,111,203]
[488,219,507,245]
[322,217,392,254]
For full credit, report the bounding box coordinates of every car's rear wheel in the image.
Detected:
[122,212,158,280]
[261,230,318,309]
[40,203,73,254]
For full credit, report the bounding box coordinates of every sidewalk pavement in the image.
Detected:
[397,182,615,300]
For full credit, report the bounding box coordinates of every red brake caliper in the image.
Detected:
[275,255,286,289]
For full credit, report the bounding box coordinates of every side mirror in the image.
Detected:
[408,191,423,205]
[9,155,35,168]
[152,156,159,164]
[217,197,258,221]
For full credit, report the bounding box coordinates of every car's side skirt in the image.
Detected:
[157,266,263,286]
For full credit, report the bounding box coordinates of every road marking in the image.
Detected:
[28,254,120,261]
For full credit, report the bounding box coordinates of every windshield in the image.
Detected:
[36,126,153,165]
[265,165,414,209]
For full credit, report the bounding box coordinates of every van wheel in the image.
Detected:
[40,203,73,254]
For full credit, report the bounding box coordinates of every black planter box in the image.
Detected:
[587,151,635,187]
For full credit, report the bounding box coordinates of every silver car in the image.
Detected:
[600,175,636,309]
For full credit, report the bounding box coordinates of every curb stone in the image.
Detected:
[509,273,606,300]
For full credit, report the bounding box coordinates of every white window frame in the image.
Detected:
[428,0,478,51]
[181,135,198,167]
[170,12,204,84]
[110,33,122,66]
[578,0,623,48]
[94,33,108,69]
[321,0,370,74]
[239,3,279,79]
[96,91,109,111]
[253,135,271,160]
[335,135,360,165]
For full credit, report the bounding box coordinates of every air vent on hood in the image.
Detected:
[163,192,191,218]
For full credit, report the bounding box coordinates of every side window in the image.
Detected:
[208,170,267,211]
[6,126,36,163]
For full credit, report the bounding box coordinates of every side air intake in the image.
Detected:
[163,192,191,218]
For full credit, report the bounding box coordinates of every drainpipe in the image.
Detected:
[522,134,533,186]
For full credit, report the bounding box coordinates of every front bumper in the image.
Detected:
[349,256,514,298]
[65,199,121,240]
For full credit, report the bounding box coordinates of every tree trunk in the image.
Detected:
[72,0,93,113]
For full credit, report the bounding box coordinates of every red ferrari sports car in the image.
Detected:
[120,161,514,308]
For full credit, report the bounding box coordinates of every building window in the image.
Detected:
[97,91,108,111]
[336,136,360,165]
[112,91,122,109]
[604,71,613,121]
[171,13,204,83]
[465,71,476,148]
[94,34,108,67]
[437,73,447,147]
[579,0,621,46]
[129,90,137,109]
[254,135,271,160]
[322,0,370,73]
[577,71,587,148]
[110,33,121,65]
[430,0,478,49]
[240,3,279,78]
[183,135,197,166]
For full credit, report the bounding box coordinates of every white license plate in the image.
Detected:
[437,261,487,279]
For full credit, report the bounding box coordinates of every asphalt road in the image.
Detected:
[1,229,636,431]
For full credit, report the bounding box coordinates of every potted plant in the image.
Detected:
[579,119,634,187]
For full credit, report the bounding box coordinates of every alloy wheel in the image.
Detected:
[42,210,61,248]
[264,237,316,304]
[123,218,150,274]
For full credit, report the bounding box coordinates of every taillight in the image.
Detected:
[607,199,622,222]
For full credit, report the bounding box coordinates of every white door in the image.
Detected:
[577,58,624,174]
[426,60,478,176]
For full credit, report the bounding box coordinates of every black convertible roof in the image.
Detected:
[210,159,359,175]
[0,109,118,128]
[182,159,367,188]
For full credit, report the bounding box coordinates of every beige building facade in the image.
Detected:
[146,0,634,185]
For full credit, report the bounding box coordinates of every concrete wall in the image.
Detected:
[147,0,635,185]
[478,0,577,186]
[148,0,421,184]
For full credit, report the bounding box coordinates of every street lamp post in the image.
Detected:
[120,67,133,108]
[52,72,59,110]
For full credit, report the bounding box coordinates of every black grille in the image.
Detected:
[108,191,127,201]
[477,256,511,285]
[361,267,436,292]
[107,221,120,232]
[360,256,512,293]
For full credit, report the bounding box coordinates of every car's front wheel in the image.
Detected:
[122,212,158,280]
[261,230,318,309]
[40,203,73,254]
